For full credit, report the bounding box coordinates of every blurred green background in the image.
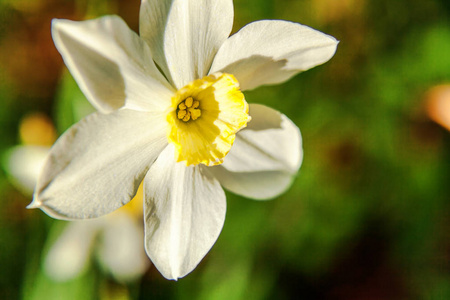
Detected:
[0,0,449,299]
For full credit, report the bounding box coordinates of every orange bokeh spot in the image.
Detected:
[19,112,57,146]
[425,84,450,131]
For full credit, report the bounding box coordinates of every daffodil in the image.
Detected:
[2,118,149,282]
[4,145,49,195]
[28,0,338,280]
[8,148,149,282]
[44,186,149,282]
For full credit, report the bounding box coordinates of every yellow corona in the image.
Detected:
[167,73,250,166]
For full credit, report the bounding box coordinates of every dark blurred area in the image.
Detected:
[0,0,449,299]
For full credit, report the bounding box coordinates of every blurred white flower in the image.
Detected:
[2,118,149,282]
[2,113,56,195]
[44,187,149,282]
[3,145,48,195]
[29,0,338,280]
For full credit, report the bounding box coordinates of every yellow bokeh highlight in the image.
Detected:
[19,112,57,146]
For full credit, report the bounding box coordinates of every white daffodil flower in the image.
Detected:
[3,145,49,196]
[3,145,149,282]
[44,190,149,283]
[28,0,338,280]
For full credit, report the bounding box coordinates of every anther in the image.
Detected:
[176,97,201,122]
[177,110,187,119]
[185,97,194,108]
[190,108,201,120]
[182,114,191,122]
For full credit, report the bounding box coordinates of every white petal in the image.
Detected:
[3,145,49,196]
[139,0,234,89]
[144,145,226,280]
[224,104,302,173]
[209,104,302,199]
[208,168,296,200]
[29,109,168,219]
[97,212,149,281]
[52,16,174,113]
[44,220,103,281]
[210,20,338,90]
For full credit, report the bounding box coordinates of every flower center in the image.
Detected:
[176,97,201,122]
[167,73,250,166]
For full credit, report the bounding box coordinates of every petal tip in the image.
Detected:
[26,200,42,209]
[51,18,66,29]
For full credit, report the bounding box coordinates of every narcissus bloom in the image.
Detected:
[28,0,338,280]
[44,186,149,282]
[3,142,149,282]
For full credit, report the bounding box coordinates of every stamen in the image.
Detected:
[176,96,201,122]
[185,97,193,108]
[177,110,187,119]
[189,108,201,120]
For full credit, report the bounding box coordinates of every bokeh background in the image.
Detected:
[1,0,449,299]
